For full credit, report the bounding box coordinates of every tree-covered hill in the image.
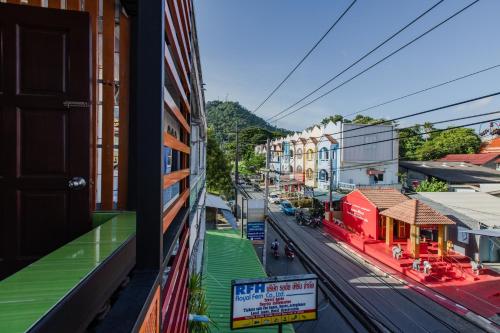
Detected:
[207,100,292,143]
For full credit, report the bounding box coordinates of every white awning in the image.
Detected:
[462,229,500,237]
[206,194,231,210]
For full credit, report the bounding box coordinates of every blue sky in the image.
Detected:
[194,0,500,132]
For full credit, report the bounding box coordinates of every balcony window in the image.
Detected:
[163,182,180,211]
[319,169,329,181]
[307,149,314,161]
[306,168,313,180]
[319,147,329,160]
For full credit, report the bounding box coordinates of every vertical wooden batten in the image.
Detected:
[86,0,99,210]
[66,0,79,10]
[47,0,60,8]
[101,0,116,210]
[117,12,130,210]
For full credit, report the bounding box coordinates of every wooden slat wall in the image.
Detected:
[117,12,130,209]
[100,0,115,210]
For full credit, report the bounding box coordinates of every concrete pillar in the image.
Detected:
[385,216,394,246]
[438,224,447,257]
[410,224,420,258]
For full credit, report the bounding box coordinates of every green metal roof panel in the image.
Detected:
[203,229,294,333]
[0,212,136,333]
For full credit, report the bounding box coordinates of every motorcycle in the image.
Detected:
[308,216,322,228]
[285,246,295,260]
[271,244,279,259]
[295,211,307,225]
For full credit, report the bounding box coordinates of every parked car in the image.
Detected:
[268,194,281,204]
[280,201,296,216]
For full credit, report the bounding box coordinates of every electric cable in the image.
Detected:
[252,0,358,113]
[269,0,480,122]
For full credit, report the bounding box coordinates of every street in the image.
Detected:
[244,185,485,333]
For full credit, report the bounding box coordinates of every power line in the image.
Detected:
[263,92,500,144]
[343,64,500,118]
[332,110,500,141]
[232,94,500,151]
[267,115,500,155]
[270,0,480,122]
[264,0,445,121]
[252,0,358,113]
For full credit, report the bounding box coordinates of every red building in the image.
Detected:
[341,189,409,240]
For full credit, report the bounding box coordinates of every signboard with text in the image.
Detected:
[247,221,265,241]
[231,274,318,329]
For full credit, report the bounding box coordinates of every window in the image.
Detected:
[319,169,328,181]
[307,149,314,161]
[374,174,384,182]
[320,147,329,160]
[290,149,294,158]
[296,165,303,173]
[296,148,302,158]
[289,166,293,173]
[306,168,313,180]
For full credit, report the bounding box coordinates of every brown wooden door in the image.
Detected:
[0,4,91,279]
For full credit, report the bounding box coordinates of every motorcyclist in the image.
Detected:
[271,239,280,256]
[295,209,305,224]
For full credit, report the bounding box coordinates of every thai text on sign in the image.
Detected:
[231,274,317,329]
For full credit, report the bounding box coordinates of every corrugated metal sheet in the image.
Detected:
[342,123,395,162]
[203,229,294,332]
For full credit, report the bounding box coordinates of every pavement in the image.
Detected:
[243,185,491,333]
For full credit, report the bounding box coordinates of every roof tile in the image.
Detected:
[357,188,409,210]
[438,153,499,165]
[380,200,455,225]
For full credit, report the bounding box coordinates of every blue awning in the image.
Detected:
[221,209,238,230]
[463,229,500,237]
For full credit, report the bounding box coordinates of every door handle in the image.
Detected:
[68,177,87,190]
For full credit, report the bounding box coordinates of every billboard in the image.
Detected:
[247,199,265,222]
[231,274,318,329]
[247,221,265,241]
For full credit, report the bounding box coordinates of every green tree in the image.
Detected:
[243,151,265,174]
[351,114,388,125]
[320,114,344,125]
[399,125,425,160]
[207,129,233,198]
[206,100,291,144]
[415,178,448,192]
[415,127,481,160]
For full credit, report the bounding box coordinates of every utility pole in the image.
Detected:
[241,196,245,238]
[329,145,333,224]
[235,118,240,230]
[263,138,270,271]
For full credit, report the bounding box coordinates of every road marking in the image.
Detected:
[433,294,446,300]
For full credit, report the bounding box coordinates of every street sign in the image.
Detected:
[247,221,265,241]
[230,274,318,330]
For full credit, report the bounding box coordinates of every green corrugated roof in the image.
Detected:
[0,212,136,333]
[203,229,294,333]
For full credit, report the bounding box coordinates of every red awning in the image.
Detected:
[367,169,384,175]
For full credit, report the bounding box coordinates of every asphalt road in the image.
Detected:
[244,185,485,333]
[264,225,364,333]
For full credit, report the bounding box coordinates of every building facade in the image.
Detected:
[261,120,399,193]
